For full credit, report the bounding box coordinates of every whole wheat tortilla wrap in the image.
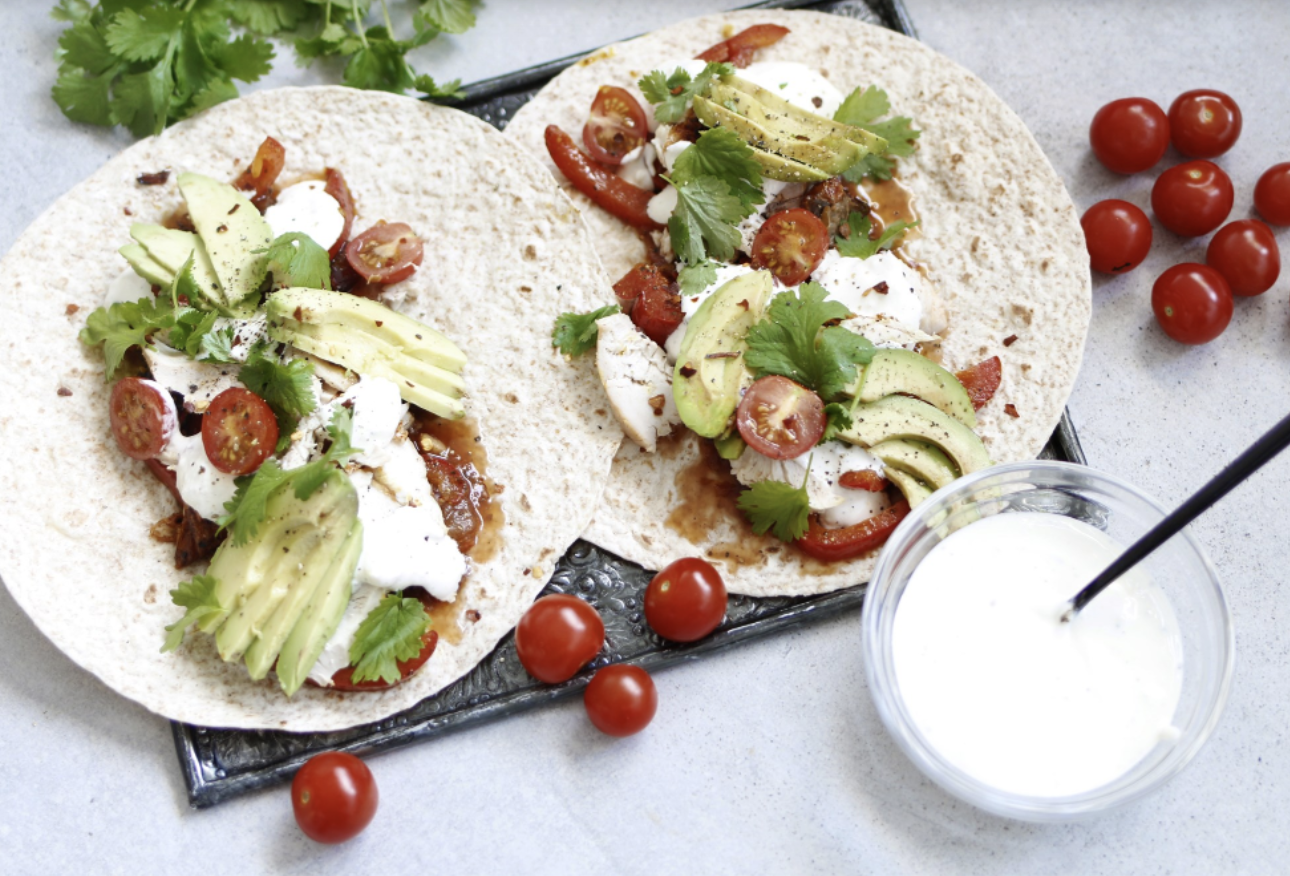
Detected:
[506,10,1091,597]
[0,87,622,731]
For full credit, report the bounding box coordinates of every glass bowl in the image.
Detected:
[861,460,1233,822]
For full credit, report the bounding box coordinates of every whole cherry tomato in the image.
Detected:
[1206,220,1281,297]
[735,375,826,460]
[201,387,278,475]
[1254,163,1290,226]
[515,594,605,683]
[1080,199,1153,274]
[1168,90,1242,159]
[749,208,829,286]
[346,222,424,285]
[1151,160,1233,237]
[583,86,649,166]
[1089,98,1169,174]
[584,664,658,737]
[109,377,177,461]
[291,752,379,844]
[645,557,727,642]
[1151,264,1233,345]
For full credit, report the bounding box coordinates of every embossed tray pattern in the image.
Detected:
[172,0,1085,808]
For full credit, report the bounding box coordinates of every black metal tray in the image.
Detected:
[171,0,1085,808]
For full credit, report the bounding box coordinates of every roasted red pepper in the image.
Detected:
[544,125,663,232]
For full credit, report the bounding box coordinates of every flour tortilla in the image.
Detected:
[506,10,1091,597]
[0,87,621,731]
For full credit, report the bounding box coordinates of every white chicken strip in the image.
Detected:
[595,312,680,453]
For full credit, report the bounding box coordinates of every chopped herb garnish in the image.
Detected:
[638,61,733,124]
[258,232,332,291]
[835,212,920,259]
[833,85,921,181]
[348,592,432,684]
[161,575,223,652]
[552,305,620,357]
[737,458,812,542]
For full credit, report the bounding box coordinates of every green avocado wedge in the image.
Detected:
[856,349,977,428]
[716,75,887,153]
[176,172,272,312]
[837,395,991,476]
[885,467,934,508]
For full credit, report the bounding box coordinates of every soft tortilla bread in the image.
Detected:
[506,10,1091,597]
[0,87,621,731]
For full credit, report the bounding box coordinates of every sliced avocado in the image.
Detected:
[119,243,173,288]
[856,350,977,428]
[868,438,959,490]
[837,395,991,475]
[747,148,831,184]
[715,429,746,460]
[176,172,272,311]
[715,76,888,153]
[694,95,862,176]
[673,270,775,438]
[885,467,934,508]
[275,518,363,696]
[131,223,224,309]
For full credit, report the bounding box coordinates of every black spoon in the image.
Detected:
[1061,410,1290,623]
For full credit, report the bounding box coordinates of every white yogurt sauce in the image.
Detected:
[264,181,344,252]
[892,513,1184,798]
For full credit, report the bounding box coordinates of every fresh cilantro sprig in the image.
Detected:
[348,592,432,684]
[79,296,176,380]
[665,128,763,266]
[835,212,920,260]
[238,342,318,447]
[670,128,765,213]
[552,305,620,357]
[677,260,718,297]
[737,459,812,542]
[821,402,854,443]
[168,308,236,363]
[161,575,223,652]
[834,85,921,181]
[744,283,876,401]
[258,232,333,291]
[638,62,733,124]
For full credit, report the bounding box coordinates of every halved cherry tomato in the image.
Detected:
[645,557,727,642]
[1089,98,1169,175]
[1168,90,1242,159]
[584,665,657,737]
[695,24,791,68]
[1151,160,1233,237]
[583,86,649,166]
[201,387,278,476]
[1206,219,1281,297]
[235,136,285,199]
[1152,263,1233,345]
[323,168,356,257]
[346,222,424,285]
[515,594,605,684]
[750,208,829,286]
[110,377,176,461]
[954,356,1001,411]
[327,593,439,691]
[1254,163,1290,226]
[292,752,378,844]
[545,125,663,232]
[796,500,911,562]
[839,470,888,491]
[736,375,826,460]
[631,271,684,347]
[1080,199,1152,274]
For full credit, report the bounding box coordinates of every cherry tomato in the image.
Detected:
[1168,90,1242,159]
[1080,199,1153,274]
[291,752,378,844]
[515,594,605,684]
[839,470,888,491]
[346,222,424,285]
[750,208,829,286]
[584,665,658,737]
[736,375,826,461]
[630,270,684,347]
[1151,263,1233,345]
[201,387,278,476]
[109,377,176,461]
[1205,220,1281,297]
[583,86,649,166]
[1089,98,1169,175]
[796,500,910,562]
[695,24,791,68]
[1254,163,1290,226]
[953,356,1001,412]
[323,168,356,258]
[645,557,727,642]
[545,125,663,232]
[1151,160,1233,237]
[235,136,286,200]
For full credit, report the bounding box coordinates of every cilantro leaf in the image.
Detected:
[418,0,477,34]
[51,0,93,24]
[348,592,432,684]
[167,308,236,363]
[103,7,184,62]
[414,74,466,102]
[821,403,854,443]
[52,66,118,126]
[677,260,718,297]
[638,62,732,125]
[834,85,921,182]
[57,17,117,74]
[225,0,311,35]
[835,212,920,259]
[834,84,890,126]
[259,232,332,290]
[111,59,172,138]
[670,127,764,215]
[552,305,620,357]
[736,465,811,542]
[343,28,416,93]
[79,296,174,380]
[295,21,362,61]
[162,575,224,652]
[210,33,275,83]
[668,175,744,264]
[239,344,318,440]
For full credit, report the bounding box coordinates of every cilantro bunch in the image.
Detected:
[833,85,921,181]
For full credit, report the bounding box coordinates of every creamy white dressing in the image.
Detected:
[163,431,240,520]
[729,440,887,518]
[893,513,1185,798]
[104,268,154,307]
[264,181,344,252]
[811,250,923,329]
[739,61,845,117]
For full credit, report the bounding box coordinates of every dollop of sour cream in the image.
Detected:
[264,181,345,252]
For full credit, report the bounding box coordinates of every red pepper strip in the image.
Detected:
[544,125,663,232]
[955,356,1002,411]
[839,470,889,492]
[323,168,356,258]
[144,457,183,505]
[695,24,791,68]
[796,500,910,562]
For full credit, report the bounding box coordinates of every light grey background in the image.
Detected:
[2,1,1288,873]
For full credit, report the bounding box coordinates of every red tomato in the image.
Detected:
[109,378,176,461]
[736,375,826,461]
[953,356,1001,412]
[1080,199,1153,274]
[235,136,286,199]
[515,594,605,684]
[645,557,727,642]
[1151,160,1233,237]
[201,387,278,476]
[1205,220,1281,297]
[583,86,649,166]
[291,752,378,844]
[796,501,911,562]
[1168,90,1242,159]
[584,665,658,737]
[1089,98,1169,174]
[323,168,356,258]
[346,222,424,285]
[1151,264,1233,345]
[1254,163,1290,226]
[750,208,829,286]
[695,24,791,68]
[631,271,684,347]
[839,470,888,491]
[545,125,663,232]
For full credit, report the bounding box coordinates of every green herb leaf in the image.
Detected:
[79,296,175,380]
[414,73,466,101]
[821,402,855,443]
[670,127,764,215]
[343,28,417,93]
[834,85,920,182]
[638,62,733,125]
[289,406,361,500]
[239,343,318,440]
[258,232,332,291]
[168,308,236,363]
[835,212,920,259]
[418,0,477,34]
[162,575,224,652]
[111,59,172,138]
[210,33,275,83]
[668,175,744,264]
[348,592,432,684]
[736,465,812,542]
[104,7,185,62]
[677,260,718,297]
[552,305,620,357]
[225,0,311,35]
